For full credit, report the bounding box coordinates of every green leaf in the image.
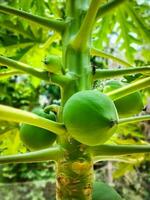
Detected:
[93,15,113,50]
[116,7,135,63]
[125,2,150,43]
[0,129,26,155]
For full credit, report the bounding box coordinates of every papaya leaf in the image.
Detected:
[125,1,150,43]
[93,1,150,63]
[93,15,113,50]
[0,129,26,155]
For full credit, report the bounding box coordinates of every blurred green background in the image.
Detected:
[0,0,150,199]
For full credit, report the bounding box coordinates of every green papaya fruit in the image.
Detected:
[20,107,57,151]
[63,90,118,146]
[43,55,63,74]
[103,80,144,117]
[92,181,122,200]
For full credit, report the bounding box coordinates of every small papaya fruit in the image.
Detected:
[92,181,122,200]
[103,80,144,117]
[43,55,63,74]
[20,107,57,151]
[63,90,118,146]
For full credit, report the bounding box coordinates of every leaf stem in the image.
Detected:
[0,70,23,78]
[107,76,150,101]
[118,115,150,126]
[93,66,150,80]
[0,55,49,80]
[91,47,132,67]
[71,0,101,50]
[0,56,74,86]
[0,104,66,136]
[0,147,63,164]
[0,4,66,33]
[96,0,127,19]
[89,144,150,157]
[93,155,141,163]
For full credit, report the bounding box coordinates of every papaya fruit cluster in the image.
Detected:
[20,80,143,149]
[63,80,143,146]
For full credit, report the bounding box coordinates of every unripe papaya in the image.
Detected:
[92,181,122,200]
[43,55,63,74]
[20,107,57,151]
[63,90,118,146]
[103,80,144,117]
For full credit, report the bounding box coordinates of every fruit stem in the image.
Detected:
[118,115,150,125]
[44,104,60,114]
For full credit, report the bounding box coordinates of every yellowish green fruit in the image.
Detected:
[63,90,118,146]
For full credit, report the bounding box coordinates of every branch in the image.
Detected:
[118,115,150,126]
[0,55,75,86]
[93,155,141,163]
[93,66,150,80]
[89,144,150,157]
[0,147,62,164]
[71,0,101,50]
[91,47,132,67]
[96,0,127,19]
[107,76,150,101]
[0,104,66,136]
[0,4,66,33]
[0,70,23,79]
[0,55,49,81]
[50,73,76,87]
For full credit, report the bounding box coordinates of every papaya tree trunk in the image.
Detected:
[56,138,93,200]
[56,1,93,199]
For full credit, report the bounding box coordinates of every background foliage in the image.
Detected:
[0,0,150,199]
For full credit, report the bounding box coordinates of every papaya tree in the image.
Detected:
[0,0,150,199]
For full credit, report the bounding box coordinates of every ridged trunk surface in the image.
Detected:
[56,138,93,200]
